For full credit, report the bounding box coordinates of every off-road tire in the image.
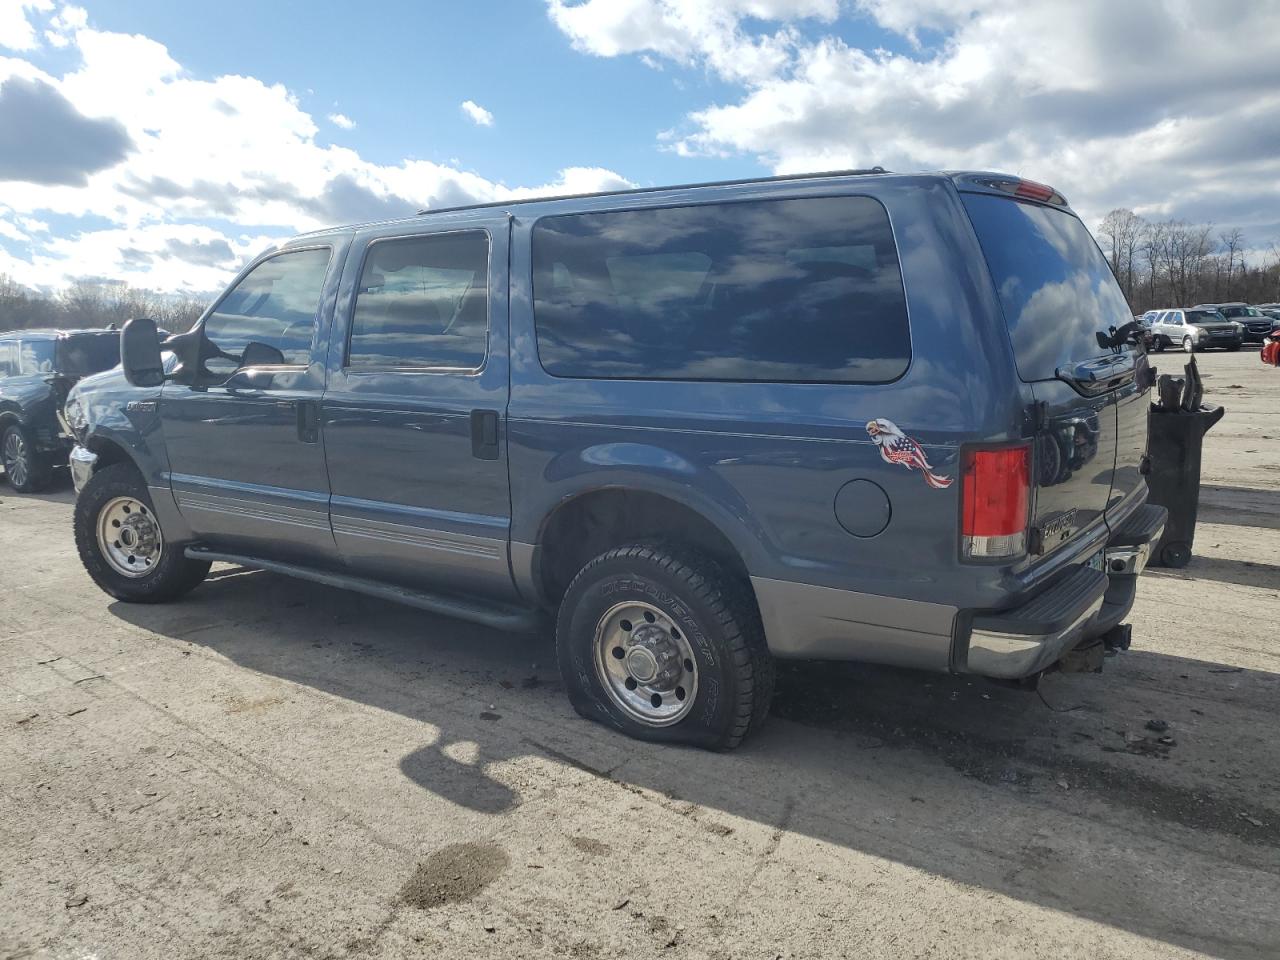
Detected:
[556,543,774,750]
[2,423,52,493]
[74,462,210,602]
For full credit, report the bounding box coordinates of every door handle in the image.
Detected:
[296,399,320,443]
[470,409,499,460]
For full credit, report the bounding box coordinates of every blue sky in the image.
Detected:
[2,1,1279,293]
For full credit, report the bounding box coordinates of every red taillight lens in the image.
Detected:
[961,444,1030,559]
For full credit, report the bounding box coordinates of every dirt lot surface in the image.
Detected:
[3,349,1278,960]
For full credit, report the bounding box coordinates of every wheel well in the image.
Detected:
[537,488,754,607]
[86,438,137,473]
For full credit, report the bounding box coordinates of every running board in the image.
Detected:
[184,548,541,633]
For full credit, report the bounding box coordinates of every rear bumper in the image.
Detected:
[960,503,1167,679]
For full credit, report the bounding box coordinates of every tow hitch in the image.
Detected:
[1057,623,1133,674]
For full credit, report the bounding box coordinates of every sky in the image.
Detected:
[1,0,1278,294]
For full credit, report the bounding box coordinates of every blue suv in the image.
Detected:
[65,170,1165,748]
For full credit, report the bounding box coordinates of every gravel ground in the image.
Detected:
[2,348,1278,960]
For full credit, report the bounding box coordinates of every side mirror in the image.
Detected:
[120,318,165,387]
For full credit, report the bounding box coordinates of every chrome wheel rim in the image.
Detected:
[1183,337,1193,353]
[96,496,163,578]
[3,431,28,487]
[593,601,699,727]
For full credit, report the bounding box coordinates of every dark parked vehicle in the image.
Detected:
[0,328,121,492]
[1254,304,1280,327]
[1147,308,1243,353]
[1195,302,1275,343]
[65,170,1165,749]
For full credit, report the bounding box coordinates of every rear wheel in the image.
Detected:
[74,462,210,602]
[556,543,773,750]
[2,423,52,493]
[1182,336,1195,354]
[1152,336,1165,353]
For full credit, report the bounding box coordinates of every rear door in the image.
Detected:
[320,215,518,601]
[961,191,1147,555]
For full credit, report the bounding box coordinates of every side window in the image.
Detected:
[19,340,55,375]
[1172,312,1183,326]
[202,247,332,372]
[0,341,15,377]
[532,196,910,383]
[347,231,489,370]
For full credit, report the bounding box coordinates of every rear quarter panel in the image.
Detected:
[506,175,1030,640]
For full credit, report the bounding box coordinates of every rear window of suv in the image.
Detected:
[962,193,1133,382]
[532,195,911,382]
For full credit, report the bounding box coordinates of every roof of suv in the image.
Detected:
[0,328,118,340]
[288,168,1073,242]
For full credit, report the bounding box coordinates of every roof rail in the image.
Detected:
[415,167,890,217]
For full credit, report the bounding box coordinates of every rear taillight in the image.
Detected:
[961,444,1031,559]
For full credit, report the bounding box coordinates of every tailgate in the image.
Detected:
[961,189,1143,555]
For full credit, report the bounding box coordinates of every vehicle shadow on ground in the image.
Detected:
[108,569,1280,959]
[0,466,75,505]
[1146,555,1280,591]
[1200,485,1280,531]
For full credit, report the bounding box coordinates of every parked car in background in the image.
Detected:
[0,328,121,492]
[1194,302,1275,344]
[1255,303,1280,326]
[1147,307,1243,353]
[64,169,1165,749]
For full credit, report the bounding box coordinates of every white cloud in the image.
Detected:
[547,0,1280,242]
[0,0,51,51]
[327,112,354,130]
[0,12,630,293]
[460,99,494,127]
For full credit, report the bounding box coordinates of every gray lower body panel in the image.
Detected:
[751,576,956,671]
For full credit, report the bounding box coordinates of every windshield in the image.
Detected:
[1219,306,1247,318]
[58,334,121,375]
[962,193,1133,382]
[1187,310,1226,325]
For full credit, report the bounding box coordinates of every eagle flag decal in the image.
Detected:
[865,419,953,490]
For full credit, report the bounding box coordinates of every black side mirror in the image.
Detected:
[240,341,286,367]
[120,318,165,387]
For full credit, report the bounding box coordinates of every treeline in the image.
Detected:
[1097,210,1280,312]
[0,275,209,335]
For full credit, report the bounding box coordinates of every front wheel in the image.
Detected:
[2,423,52,493]
[74,462,210,602]
[1183,336,1195,354]
[1152,336,1165,353]
[556,544,774,750]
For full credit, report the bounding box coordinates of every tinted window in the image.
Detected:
[58,334,120,375]
[0,340,15,377]
[532,196,910,382]
[962,194,1132,382]
[1219,306,1246,318]
[203,247,331,367]
[348,231,488,369]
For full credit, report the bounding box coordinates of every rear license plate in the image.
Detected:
[1087,549,1104,572]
